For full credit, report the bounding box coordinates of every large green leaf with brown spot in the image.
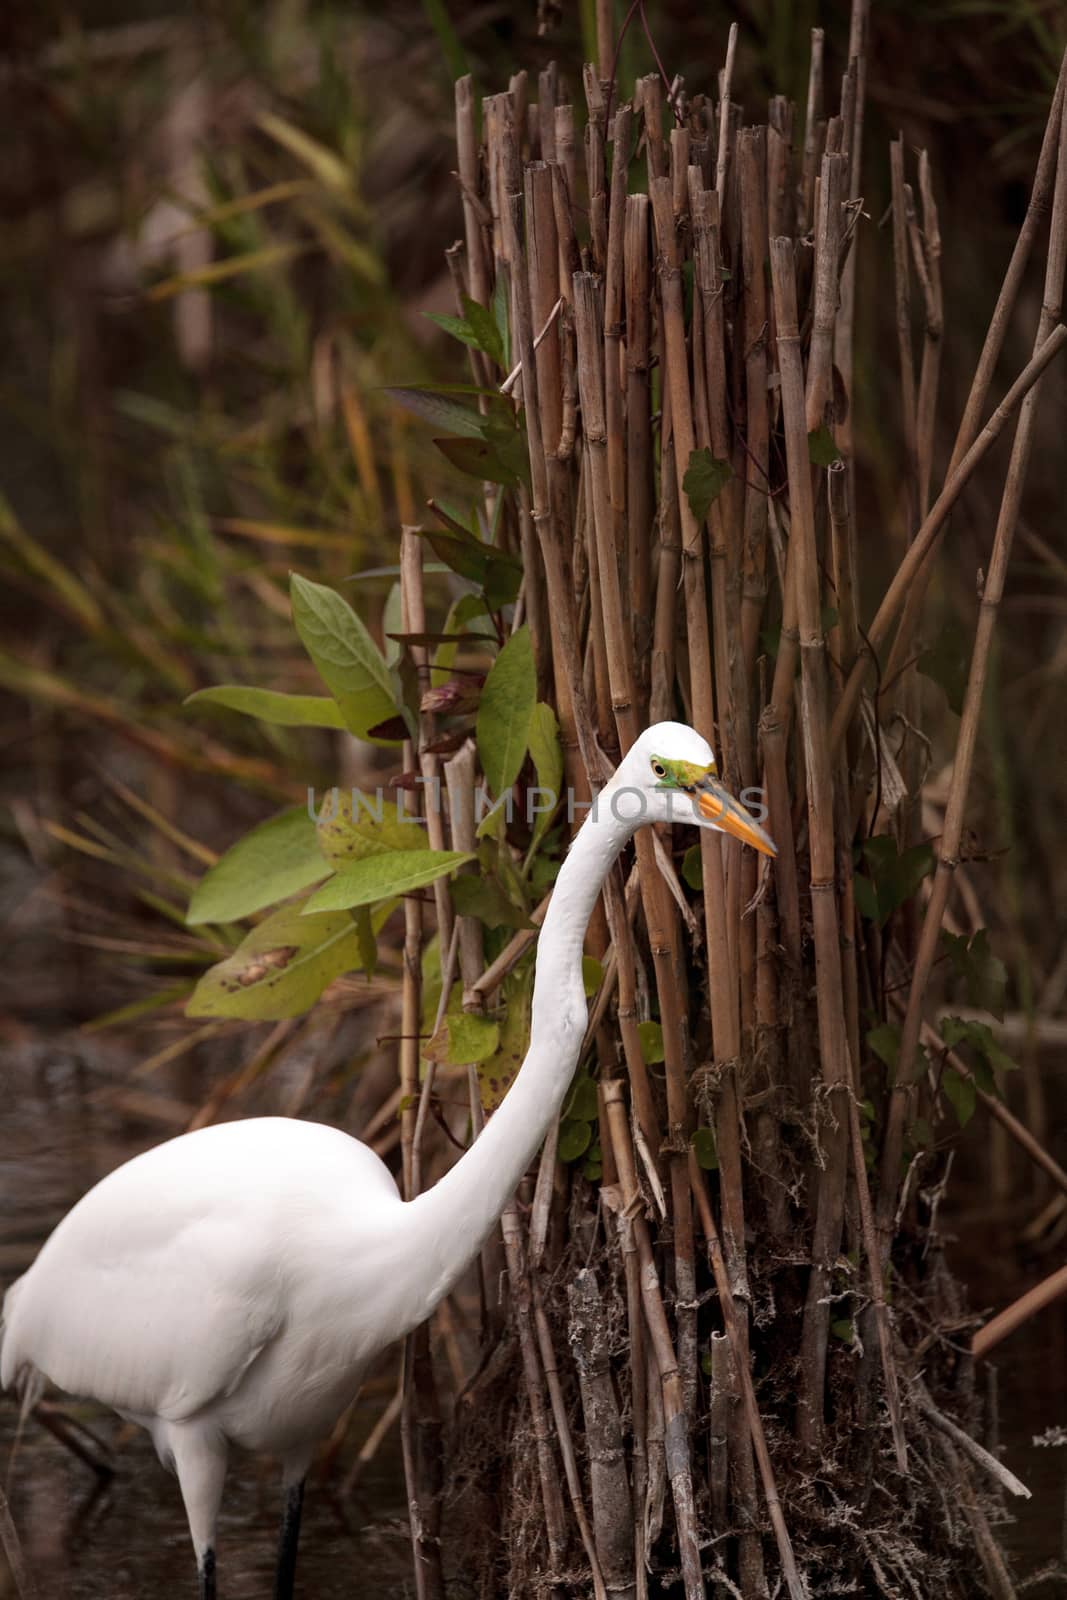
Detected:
[187,901,367,1020]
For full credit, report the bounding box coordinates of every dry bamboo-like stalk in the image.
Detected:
[576,262,701,1414]
[421,45,1067,1600]
[624,193,654,713]
[880,91,1067,1246]
[567,1270,635,1599]
[884,51,1066,685]
[603,1082,705,1600]
[456,76,491,309]
[770,237,853,1453]
[499,1205,569,1570]
[738,128,770,683]
[971,1262,1067,1360]
[890,138,919,527]
[908,154,943,519]
[829,323,1067,752]
[533,1281,610,1600]
[800,29,824,234]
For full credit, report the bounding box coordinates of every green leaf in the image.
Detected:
[681,843,702,891]
[290,574,401,742]
[382,583,404,668]
[186,901,365,1020]
[187,809,328,925]
[808,425,842,467]
[462,294,506,368]
[478,959,534,1110]
[302,848,473,913]
[450,873,532,929]
[562,1072,599,1123]
[942,928,1008,1021]
[423,311,485,351]
[692,1126,719,1170]
[477,625,536,797]
[919,616,969,715]
[434,433,523,489]
[867,1022,901,1072]
[831,1318,854,1343]
[856,836,936,927]
[559,1118,593,1162]
[909,1116,935,1150]
[683,448,733,523]
[185,685,346,729]
[352,905,377,977]
[527,701,563,852]
[940,1014,1016,1076]
[386,387,486,438]
[581,956,604,997]
[943,1067,976,1128]
[424,1004,501,1067]
[638,1020,665,1064]
[316,793,426,868]
[417,519,521,608]
[432,592,489,681]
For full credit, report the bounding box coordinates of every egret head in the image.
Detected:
[610,722,776,856]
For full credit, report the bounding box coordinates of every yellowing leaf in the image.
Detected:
[187,902,362,1021]
[316,794,428,868]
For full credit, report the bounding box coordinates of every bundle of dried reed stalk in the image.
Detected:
[388,20,1067,1599]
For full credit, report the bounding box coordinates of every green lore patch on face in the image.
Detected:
[650,756,715,789]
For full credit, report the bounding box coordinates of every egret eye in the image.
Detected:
[651,759,666,779]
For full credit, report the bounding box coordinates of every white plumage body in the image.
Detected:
[2,1119,421,1472]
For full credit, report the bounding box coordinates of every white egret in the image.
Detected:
[1,723,774,1598]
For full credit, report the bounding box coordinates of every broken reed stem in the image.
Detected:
[689,1155,806,1600]
[972,1262,1067,1361]
[890,137,919,528]
[908,153,943,519]
[565,1271,635,1599]
[829,322,1067,753]
[800,29,824,234]
[881,91,1067,1248]
[715,23,738,206]
[499,1206,569,1570]
[533,1280,612,1600]
[770,237,853,1455]
[603,1081,706,1600]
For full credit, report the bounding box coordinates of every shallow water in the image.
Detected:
[0,1037,412,1599]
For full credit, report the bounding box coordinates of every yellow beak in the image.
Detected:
[696,777,777,857]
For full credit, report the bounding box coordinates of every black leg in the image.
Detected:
[198,1546,216,1600]
[273,1478,305,1600]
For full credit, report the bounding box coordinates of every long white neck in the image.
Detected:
[401,791,636,1319]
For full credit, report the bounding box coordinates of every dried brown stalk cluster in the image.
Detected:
[391,21,1067,1600]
